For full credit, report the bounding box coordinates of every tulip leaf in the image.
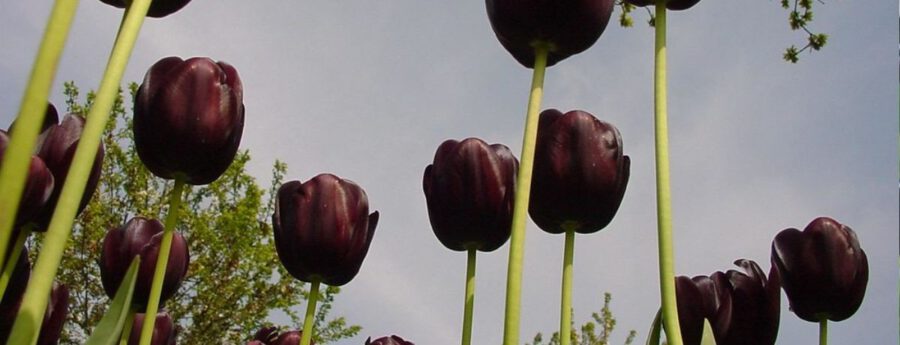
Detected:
[700,318,718,345]
[85,256,140,345]
[645,309,662,345]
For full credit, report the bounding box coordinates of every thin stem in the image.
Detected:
[139,179,186,345]
[300,280,321,345]
[8,0,153,342]
[502,43,549,345]
[560,228,575,345]
[653,2,683,345]
[0,0,79,278]
[0,227,31,301]
[119,309,136,345]
[819,319,827,345]
[461,248,477,345]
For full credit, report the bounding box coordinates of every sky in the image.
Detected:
[1,1,897,344]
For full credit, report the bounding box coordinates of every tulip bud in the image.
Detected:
[98,0,192,18]
[771,217,868,322]
[134,56,245,185]
[100,217,190,310]
[366,335,415,345]
[529,109,630,234]
[423,138,518,252]
[485,0,615,68]
[128,312,177,345]
[247,326,280,345]
[624,0,701,11]
[675,259,780,345]
[273,174,378,286]
[270,331,314,345]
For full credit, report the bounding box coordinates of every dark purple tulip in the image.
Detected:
[128,312,177,345]
[423,138,518,252]
[134,56,245,185]
[273,174,378,286]
[675,259,780,345]
[0,130,54,227]
[366,335,415,345]
[98,0,192,18]
[36,283,69,345]
[528,109,630,234]
[247,326,279,345]
[771,217,868,322]
[270,331,314,345]
[485,0,615,68]
[624,0,701,11]
[100,217,190,310]
[0,248,31,340]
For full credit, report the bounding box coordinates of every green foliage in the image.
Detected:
[526,293,637,345]
[47,82,360,344]
[780,0,828,63]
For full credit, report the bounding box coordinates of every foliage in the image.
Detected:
[526,293,637,345]
[38,81,360,344]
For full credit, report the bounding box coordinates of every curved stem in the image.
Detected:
[560,229,575,345]
[461,249,476,345]
[8,0,153,342]
[300,280,321,345]
[0,227,31,301]
[0,0,79,277]
[139,178,185,345]
[119,309,136,345]
[653,2,683,345]
[819,320,827,345]
[502,43,549,345]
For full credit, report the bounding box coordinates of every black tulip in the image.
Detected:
[0,130,54,227]
[100,217,190,310]
[675,259,780,345]
[98,0,192,18]
[128,312,177,345]
[36,283,69,345]
[247,326,279,345]
[624,0,701,11]
[0,247,31,341]
[366,335,415,345]
[134,56,245,185]
[486,0,615,68]
[271,331,313,345]
[0,273,69,345]
[771,217,868,322]
[423,138,518,252]
[273,174,378,286]
[529,109,630,234]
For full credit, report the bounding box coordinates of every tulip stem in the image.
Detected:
[119,309,136,345]
[9,0,153,342]
[461,248,477,345]
[503,42,549,345]
[652,2,684,345]
[0,0,79,281]
[819,320,828,345]
[0,227,31,301]
[560,228,575,345]
[139,178,185,345]
[300,280,321,345]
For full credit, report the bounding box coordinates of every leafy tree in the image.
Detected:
[36,82,360,344]
[526,293,637,345]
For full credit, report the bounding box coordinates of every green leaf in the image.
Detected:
[700,319,717,345]
[645,309,662,345]
[85,256,140,345]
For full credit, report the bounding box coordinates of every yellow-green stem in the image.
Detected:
[8,0,152,342]
[119,309,136,345]
[0,227,31,302]
[653,2,683,345]
[139,179,185,345]
[819,320,827,345]
[300,280,321,345]
[560,228,575,345]
[502,43,549,345]
[0,0,79,274]
[461,248,476,345]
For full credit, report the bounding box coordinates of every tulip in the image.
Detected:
[366,335,415,345]
[270,331,314,345]
[134,56,245,185]
[0,248,31,339]
[675,259,780,345]
[128,312,177,345]
[423,138,518,252]
[1,275,69,345]
[247,326,280,345]
[100,217,190,310]
[98,0,192,18]
[0,130,54,228]
[624,0,700,11]
[771,217,868,323]
[529,109,630,234]
[485,0,615,68]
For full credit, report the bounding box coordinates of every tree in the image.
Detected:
[526,293,637,345]
[35,82,360,344]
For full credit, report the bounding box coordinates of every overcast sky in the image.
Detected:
[1,1,897,344]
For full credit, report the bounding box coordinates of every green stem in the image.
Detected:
[119,309,136,345]
[300,280,321,345]
[502,43,549,345]
[653,2,683,345]
[819,320,827,345]
[560,228,575,345]
[8,0,153,342]
[0,0,79,278]
[0,227,31,301]
[461,248,476,345]
[139,179,185,345]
